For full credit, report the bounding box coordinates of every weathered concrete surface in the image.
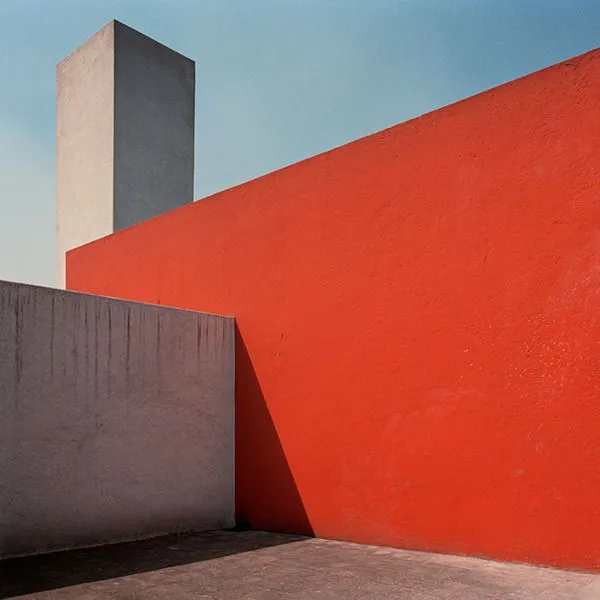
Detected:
[56,21,113,287]
[0,281,234,558]
[2,532,599,599]
[56,20,194,286]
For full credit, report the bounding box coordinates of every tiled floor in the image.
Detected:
[2,531,599,599]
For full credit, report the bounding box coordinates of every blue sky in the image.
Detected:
[1,0,600,287]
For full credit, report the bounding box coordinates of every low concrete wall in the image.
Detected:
[0,280,234,558]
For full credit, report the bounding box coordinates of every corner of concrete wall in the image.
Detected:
[0,280,234,558]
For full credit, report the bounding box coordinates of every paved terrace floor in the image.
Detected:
[2,531,599,599]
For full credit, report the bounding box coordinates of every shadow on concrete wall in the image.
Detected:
[0,531,306,598]
[235,326,314,536]
[1,327,314,599]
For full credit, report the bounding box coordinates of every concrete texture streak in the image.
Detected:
[56,20,194,286]
[0,280,234,559]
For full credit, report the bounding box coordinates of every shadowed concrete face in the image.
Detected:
[2,532,599,599]
[0,281,233,558]
[56,20,194,287]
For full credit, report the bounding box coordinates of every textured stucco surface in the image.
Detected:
[0,280,234,558]
[68,49,600,571]
[56,20,194,287]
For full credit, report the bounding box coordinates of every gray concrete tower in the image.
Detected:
[56,20,195,286]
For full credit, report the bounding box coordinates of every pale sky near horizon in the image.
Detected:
[1,0,599,287]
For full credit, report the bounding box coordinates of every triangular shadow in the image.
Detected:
[235,326,314,535]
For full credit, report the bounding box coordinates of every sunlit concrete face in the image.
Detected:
[56,20,194,287]
[0,280,234,558]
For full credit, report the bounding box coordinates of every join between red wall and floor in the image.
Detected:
[68,49,600,571]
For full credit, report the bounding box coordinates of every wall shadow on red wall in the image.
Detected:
[235,326,313,536]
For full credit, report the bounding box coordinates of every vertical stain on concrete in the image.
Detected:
[83,300,90,391]
[125,307,131,387]
[139,308,146,375]
[107,302,113,393]
[0,279,234,557]
[13,295,23,395]
[156,312,161,371]
[93,299,99,399]
[50,294,55,379]
[204,317,209,355]
[126,308,131,355]
[71,299,79,392]
[61,297,68,379]
[196,317,202,356]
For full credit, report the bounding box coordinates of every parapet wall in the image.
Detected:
[0,280,234,558]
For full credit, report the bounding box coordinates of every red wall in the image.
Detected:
[68,49,600,571]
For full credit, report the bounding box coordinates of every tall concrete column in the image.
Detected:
[56,20,195,287]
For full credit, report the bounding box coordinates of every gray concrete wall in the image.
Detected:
[114,21,195,231]
[56,21,114,288]
[0,280,234,558]
[56,20,194,287]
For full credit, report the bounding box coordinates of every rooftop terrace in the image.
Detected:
[3,531,599,599]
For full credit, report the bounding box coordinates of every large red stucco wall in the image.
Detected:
[68,49,600,571]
